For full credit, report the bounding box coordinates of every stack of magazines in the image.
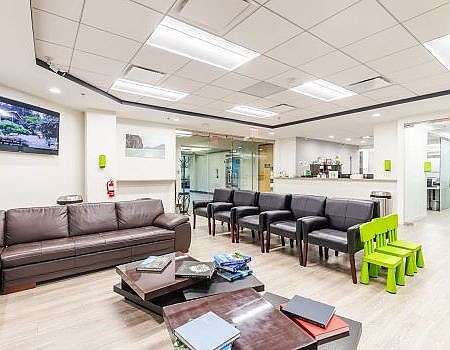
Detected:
[213,253,252,282]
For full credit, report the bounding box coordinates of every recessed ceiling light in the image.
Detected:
[226,106,278,119]
[173,118,180,122]
[362,135,372,139]
[345,138,352,141]
[290,79,357,102]
[49,87,61,94]
[424,33,450,70]
[147,16,259,71]
[176,130,192,137]
[268,131,275,135]
[328,135,335,139]
[372,113,381,117]
[111,78,187,101]
[360,140,366,144]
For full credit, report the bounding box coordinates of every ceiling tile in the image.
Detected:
[266,89,314,107]
[332,95,377,108]
[379,0,449,21]
[82,0,163,43]
[235,55,290,80]
[182,94,215,106]
[132,45,189,74]
[404,72,450,94]
[367,45,435,74]
[341,25,418,63]
[206,100,234,111]
[75,24,141,62]
[212,72,259,90]
[388,61,448,84]
[224,7,302,53]
[403,3,450,42]
[266,68,314,89]
[194,85,233,100]
[175,61,227,83]
[31,0,84,21]
[34,40,72,71]
[109,90,143,103]
[159,75,204,93]
[310,0,397,48]
[71,50,126,76]
[362,85,415,102]
[69,68,116,90]
[266,32,334,67]
[299,51,359,77]
[32,9,78,47]
[326,65,379,87]
[265,0,358,29]
[241,81,285,97]
[131,0,176,13]
[221,91,258,104]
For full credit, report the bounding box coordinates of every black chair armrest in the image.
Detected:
[347,223,364,254]
[153,213,189,229]
[231,206,260,225]
[192,200,211,209]
[264,210,293,226]
[298,216,328,242]
[208,202,234,218]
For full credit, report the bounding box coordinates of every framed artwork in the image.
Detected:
[125,133,166,159]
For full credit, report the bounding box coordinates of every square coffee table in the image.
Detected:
[114,252,264,315]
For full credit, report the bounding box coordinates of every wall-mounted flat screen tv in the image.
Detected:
[0,96,60,155]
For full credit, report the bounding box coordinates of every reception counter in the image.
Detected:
[273,177,398,211]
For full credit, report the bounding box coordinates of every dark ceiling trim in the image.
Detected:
[36,58,450,129]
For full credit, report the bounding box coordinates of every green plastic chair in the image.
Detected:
[385,214,424,270]
[373,217,416,276]
[360,221,405,294]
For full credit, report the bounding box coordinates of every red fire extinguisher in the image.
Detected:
[106,179,115,198]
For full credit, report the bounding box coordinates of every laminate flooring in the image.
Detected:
[0,211,448,349]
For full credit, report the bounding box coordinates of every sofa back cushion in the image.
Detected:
[259,193,291,212]
[0,210,4,247]
[233,190,258,206]
[213,188,234,203]
[5,206,69,245]
[116,199,164,230]
[291,195,326,219]
[68,202,117,236]
[325,198,374,231]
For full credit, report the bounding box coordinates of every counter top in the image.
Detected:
[274,177,397,183]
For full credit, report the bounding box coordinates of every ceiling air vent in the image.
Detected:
[241,81,285,98]
[124,65,166,85]
[269,104,296,113]
[348,76,391,93]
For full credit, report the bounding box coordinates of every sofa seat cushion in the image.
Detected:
[270,220,296,238]
[238,215,260,231]
[1,238,76,268]
[194,207,208,217]
[214,211,231,222]
[99,226,175,251]
[308,228,348,252]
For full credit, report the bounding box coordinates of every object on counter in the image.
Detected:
[281,295,335,328]
[175,261,215,279]
[136,255,172,272]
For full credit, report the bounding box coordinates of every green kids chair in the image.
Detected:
[359,220,405,294]
[373,217,416,276]
[385,214,424,270]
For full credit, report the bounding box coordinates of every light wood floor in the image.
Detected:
[0,212,449,350]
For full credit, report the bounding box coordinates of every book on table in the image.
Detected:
[175,261,215,279]
[135,255,171,272]
[174,311,240,350]
[281,295,336,328]
[216,269,253,282]
[213,253,251,273]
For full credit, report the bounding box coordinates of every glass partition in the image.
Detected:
[440,138,450,211]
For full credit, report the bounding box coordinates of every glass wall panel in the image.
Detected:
[440,138,450,210]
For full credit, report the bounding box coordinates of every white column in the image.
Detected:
[373,121,399,180]
[273,137,297,177]
[84,110,117,202]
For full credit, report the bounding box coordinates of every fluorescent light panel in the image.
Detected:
[227,105,278,119]
[111,79,187,101]
[424,33,450,70]
[176,130,193,137]
[147,17,259,71]
[290,79,357,102]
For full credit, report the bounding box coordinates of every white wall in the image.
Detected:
[274,137,297,177]
[0,85,84,209]
[296,137,359,175]
[374,121,398,179]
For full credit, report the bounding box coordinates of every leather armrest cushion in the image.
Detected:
[153,213,189,230]
[208,202,234,217]
[299,216,328,242]
[192,200,212,209]
[347,223,364,254]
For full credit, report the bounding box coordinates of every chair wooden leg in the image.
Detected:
[266,231,271,253]
[236,226,240,243]
[349,254,357,284]
[251,230,255,239]
[212,219,216,236]
[221,221,224,226]
[281,236,286,246]
[227,223,231,231]
[231,224,236,243]
[324,247,329,259]
[319,246,323,258]
[303,242,308,267]
[290,239,294,248]
[335,250,339,257]
[207,217,211,235]
[193,213,196,229]
[297,240,303,265]
[261,231,266,253]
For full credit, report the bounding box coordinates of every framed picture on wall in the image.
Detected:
[125,133,166,159]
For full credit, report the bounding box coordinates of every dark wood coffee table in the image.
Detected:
[114,252,264,315]
[163,288,317,350]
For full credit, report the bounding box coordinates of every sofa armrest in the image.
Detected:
[208,202,234,218]
[154,213,189,230]
[192,200,211,209]
[299,216,328,242]
[347,223,364,254]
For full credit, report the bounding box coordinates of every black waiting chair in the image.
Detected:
[192,188,234,235]
[233,192,291,251]
[266,195,326,263]
[210,190,258,241]
[300,198,376,284]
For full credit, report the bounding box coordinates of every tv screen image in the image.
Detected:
[0,96,60,155]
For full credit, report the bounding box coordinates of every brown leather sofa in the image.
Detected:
[0,199,191,293]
